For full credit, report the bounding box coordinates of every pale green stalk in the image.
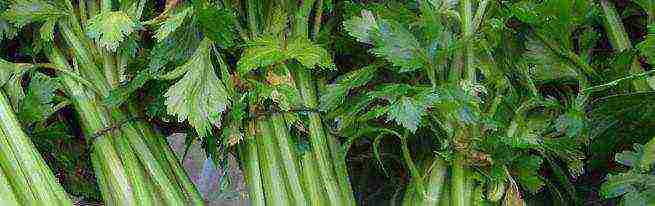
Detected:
[0,166,19,206]
[293,67,347,205]
[46,46,137,205]
[450,153,466,206]
[424,158,447,206]
[242,130,266,206]
[110,110,186,205]
[0,91,72,205]
[133,118,204,205]
[299,151,326,205]
[327,133,356,206]
[0,127,34,204]
[270,114,308,205]
[90,150,115,204]
[113,131,156,204]
[461,0,474,82]
[257,119,291,206]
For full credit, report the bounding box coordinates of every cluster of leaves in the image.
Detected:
[325,0,602,204]
[600,141,655,205]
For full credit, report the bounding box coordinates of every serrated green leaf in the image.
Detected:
[615,144,645,168]
[368,84,414,101]
[150,22,201,70]
[165,38,230,137]
[320,84,350,112]
[86,11,138,52]
[2,0,67,28]
[237,36,286,74]
[319,65,377,111]
[345,10,425,72]
[154,7,193,42]
[19,72,60,125]
[287,37,335,69]
[601,173,641,198]
[104,22,201,107]
[370,19,425,72]
[387,97,425,132]
[0,58,23,85]
[196,5,236,47]
[0,19,17,40]
[633,0,655,17]
[0,58,28,111]
[524,37,579,82]
[343,10,377,44]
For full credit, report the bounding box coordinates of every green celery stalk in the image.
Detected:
[0,166,19,206]
[269,114,308,205]
[110,110,186,205]
[241,128,266,206]
[0,127,34,204]
[257,119,291,206]
[134,118,205,204]
[450,153,466,206]
[299,147,326,205]
[0,90,72,205]
[292,67,347,205]
[424,158,447,206]
[113,131,156,204]
[402,178,419,206]
[326,133,356,206]
[45,46,137,205]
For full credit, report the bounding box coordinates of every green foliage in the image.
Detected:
[344,10,426,72]
[2,0,68,28]
[155,7,193,42]
[634,0,655,18]
[195,4,236,47]
[18,73,60,126]
[514,155,544,194]
[163,38,229,138]
[86,11,138,52]
[320,65,378,111]
[237,36,334,74]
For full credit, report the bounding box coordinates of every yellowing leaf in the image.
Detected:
[86,11,138,52]
[165,39,230,137]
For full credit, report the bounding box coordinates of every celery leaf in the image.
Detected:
[2,0,68,28]
[86,11,138,52]
[164,39,230,138]
[238,36,333,74]
[154,7,193,42]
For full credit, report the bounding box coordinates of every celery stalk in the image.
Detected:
[269,114,308,205]
[0,167,19,206]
